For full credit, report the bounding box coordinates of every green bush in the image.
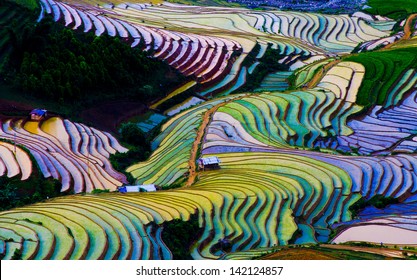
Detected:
[91,189,110,194]
[119,122,150,148]
[9,0,39,10]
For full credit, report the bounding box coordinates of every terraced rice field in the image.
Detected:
[0,117,128,193]
[343,48,417,107]
[316,90,417,155]
[333,223,417,245]
[0,152,360,259]
[0,193,174,259]
[332,202,417,245]
[39,0,244,96]
[38,0,395,98]
[0,143,32,180]
[4,145,417,259]
[203,63,364,150]
[246,11,393,53]
[135,112,167,132]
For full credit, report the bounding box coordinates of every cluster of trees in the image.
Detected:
[161,214,202,259]
[0,173,62,211]
[2,14,184,105]
[109,122,153,182]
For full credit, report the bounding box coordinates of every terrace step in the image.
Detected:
[0,117,127,193]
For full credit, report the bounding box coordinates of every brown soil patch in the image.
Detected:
[80,100,147,133]
[321,244,408,259]
[0,98,33,111]
[0,98,33,119]
[262,248,336,260]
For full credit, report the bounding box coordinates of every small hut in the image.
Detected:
[30,109,47,121]
[198,156,221,171]
[118,184,159,193]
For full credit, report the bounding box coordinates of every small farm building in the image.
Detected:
[198,156,221,170]
[118,184,159,193]
[30,109,47,121]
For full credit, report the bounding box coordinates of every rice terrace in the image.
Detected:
[1,0,417,261]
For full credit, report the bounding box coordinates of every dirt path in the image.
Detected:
[186,96,243,187]
[186,90,270,187]
[186,103,222,187]
[321,244,408,259]
[306,14,417,89]
[402,14,417,40]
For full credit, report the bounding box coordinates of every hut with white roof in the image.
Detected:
[118,184,159,193]
[198,156,221,171]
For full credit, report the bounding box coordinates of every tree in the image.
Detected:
[119,122,149,148]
